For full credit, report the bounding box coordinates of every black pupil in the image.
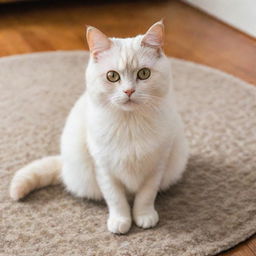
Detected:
[109,72,117,81]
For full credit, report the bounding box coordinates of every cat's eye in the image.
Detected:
[106,71,120,83]
[137,68,151,80]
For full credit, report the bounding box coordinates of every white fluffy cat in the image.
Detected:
[10,21,189,234]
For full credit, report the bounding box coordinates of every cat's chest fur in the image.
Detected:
[86,100,173,175]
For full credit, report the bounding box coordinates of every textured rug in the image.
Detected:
[1,51,256,256]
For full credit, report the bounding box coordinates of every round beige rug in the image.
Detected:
[1,51,256,256]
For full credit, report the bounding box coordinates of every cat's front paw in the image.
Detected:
[107,215,131,234]
[134,209,159,229]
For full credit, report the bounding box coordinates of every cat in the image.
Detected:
[10,21,189,234]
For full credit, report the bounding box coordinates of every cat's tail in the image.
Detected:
[9,155,62,201]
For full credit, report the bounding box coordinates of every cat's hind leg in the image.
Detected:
[61,147,102,200]
[160,131,189,191]
[60,96,102,200]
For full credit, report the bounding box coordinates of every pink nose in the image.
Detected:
[124,89,135,97]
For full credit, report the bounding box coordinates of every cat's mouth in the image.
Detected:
[124,98,137,105]
[112,96,140,111]
[119,98,139,111]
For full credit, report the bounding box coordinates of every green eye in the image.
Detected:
[106,71,120,82]
[137,68,151,80]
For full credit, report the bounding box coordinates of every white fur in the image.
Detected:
[10,29,189,234]
[61,35,189,234]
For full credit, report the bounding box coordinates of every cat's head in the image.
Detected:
[85,21,172,112]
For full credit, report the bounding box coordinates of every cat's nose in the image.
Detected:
[123,89,135,97]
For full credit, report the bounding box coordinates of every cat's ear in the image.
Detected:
[86,26,112,58]
[141,20,164,49]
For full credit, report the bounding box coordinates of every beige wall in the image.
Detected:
[183,0,256,38]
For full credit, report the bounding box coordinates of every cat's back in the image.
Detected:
[61,94,87,151]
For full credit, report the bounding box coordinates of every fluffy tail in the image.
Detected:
[10,155,62,201]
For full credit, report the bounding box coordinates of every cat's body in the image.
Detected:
[10,21,189,234]
[62,88,186,197]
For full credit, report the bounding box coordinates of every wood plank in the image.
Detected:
[219,238,256,256]
[248,236,256,253]
[220,246,255,256]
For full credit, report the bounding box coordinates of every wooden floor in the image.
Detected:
[0,0,256,255]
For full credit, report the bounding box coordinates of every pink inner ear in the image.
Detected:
[86,26,112,57]
[141,21,164,48]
